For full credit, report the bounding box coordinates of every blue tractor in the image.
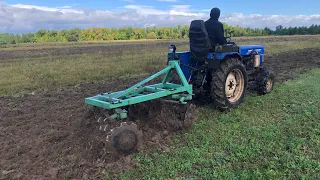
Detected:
[168,19,276,110]
[85,20,275,155]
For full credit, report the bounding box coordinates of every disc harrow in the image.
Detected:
[85,60,197,155]
[89,101,196,156]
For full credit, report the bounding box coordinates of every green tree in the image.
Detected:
[0,33,10,44]
[2,23,320,44]
[146,32,157,39]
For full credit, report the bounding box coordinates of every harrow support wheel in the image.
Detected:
[210,58,248,110]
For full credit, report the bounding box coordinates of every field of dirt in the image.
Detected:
[236,34,320,43]
[1,42,320,179]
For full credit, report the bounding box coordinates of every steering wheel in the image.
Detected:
[225,30,236,45]
[226,36,232,44]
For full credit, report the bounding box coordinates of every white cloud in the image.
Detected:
[169,5,205,16]
[171,5,191,10]
[10,4,83,14]
[222,13,320,29]
[0,1,319,33]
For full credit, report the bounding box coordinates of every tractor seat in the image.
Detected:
[189,20,211,62]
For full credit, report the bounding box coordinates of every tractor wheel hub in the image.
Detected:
[225,72,237,97]
[266,78,273,91]
[225,69,245,103]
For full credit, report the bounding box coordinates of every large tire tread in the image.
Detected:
[211,58,248,110]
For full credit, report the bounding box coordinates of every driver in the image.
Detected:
[205,7,227,49]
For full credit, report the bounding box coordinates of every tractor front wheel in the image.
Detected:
[257,69,275,95]
[211,58,248,110]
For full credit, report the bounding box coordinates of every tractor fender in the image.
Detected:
[208,52,242,70]
[215,52,242,61]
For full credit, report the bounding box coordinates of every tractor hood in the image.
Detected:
[239,45,264,56]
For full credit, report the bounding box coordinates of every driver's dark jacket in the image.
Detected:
[204,18,227,47]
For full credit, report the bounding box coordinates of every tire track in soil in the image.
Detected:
[0,48,319,179]
[264,48,320,83]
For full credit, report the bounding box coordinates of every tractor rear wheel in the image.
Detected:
[211,58,248,110]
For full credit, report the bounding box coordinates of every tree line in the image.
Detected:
[1,24,320,44]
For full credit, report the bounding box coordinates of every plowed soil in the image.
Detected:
[0,41,187,60]
[1,47,320,179]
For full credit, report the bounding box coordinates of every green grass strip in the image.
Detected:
[119,68,320,179]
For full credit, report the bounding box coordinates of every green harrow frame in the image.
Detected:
[85,60,193,120]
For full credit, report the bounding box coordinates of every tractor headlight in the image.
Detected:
[169,44,176,53]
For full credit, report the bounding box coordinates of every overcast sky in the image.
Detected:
[1,0,320,33]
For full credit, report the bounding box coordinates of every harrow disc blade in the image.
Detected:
[106,122,143,154]
[86,100,197,156]
[128,100,197,131]
[182,103,197,130]
[89,107,143,156]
